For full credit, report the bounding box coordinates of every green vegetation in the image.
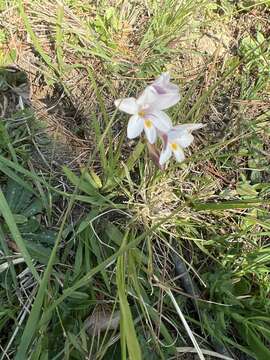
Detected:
[0,1,270,359]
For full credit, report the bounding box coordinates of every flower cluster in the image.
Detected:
[115,73,204,167]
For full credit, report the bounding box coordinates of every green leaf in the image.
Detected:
[63,166,95,194]
[64,166,118,207]
[0,188,39,281]
[246,326,270,360]
[24,240,56,265]
[192,198,270,211]
[87,227,110,291]
[23,198,43,217]
[0,162,38,197]
[116,253,142,360]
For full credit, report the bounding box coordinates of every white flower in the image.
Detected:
[150,72,180,108]
[159,123,205,166]
[114,73,180,144]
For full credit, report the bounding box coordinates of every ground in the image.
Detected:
[0,1,270,359]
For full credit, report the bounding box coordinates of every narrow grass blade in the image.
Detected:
[167,289,205,360]
[0,155,118,207]
[0,162,38,196]
[245,326,270,359]
[17,0,58,75]
[0,225,18,287]
[0,188,39,282]
[15,159,113,358]
[38,200,188,328]
[116,251,142,360]
[55,2,64,73]
[192,199,269,211]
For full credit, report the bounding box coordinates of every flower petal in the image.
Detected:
[144,121,157,144]
[159,131,168,147]
[114,97,138,114]
[172,146,185,163]
[152,72,179,94]
[176,132,194,148]
[137,86,158,110]
[148,110,172,133]
[154,72,170,85]
[168,123,204,146]
[148,92,180,110]
[127,115,144,139]
[174,123,205,133]
[152,73,170,95]
[159,145,172,166]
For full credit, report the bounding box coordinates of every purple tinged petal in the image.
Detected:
[137,87,158,110]
[146,91,180,110]
[159,131,168,147]
[147,143,163,169]
[148,72,180,109]
[138,73,180,111]
[152,72,179,94]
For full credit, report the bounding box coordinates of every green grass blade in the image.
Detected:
[0,162,38,196]
[116,249,142,360]
[0,188,39,282]
[0,225,18,287]
[192,199,269,211]
[245,326,270,360]
[38,200,187,329]
[17,0,58,75]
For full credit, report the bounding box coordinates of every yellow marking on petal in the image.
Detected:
[170,143,179,151]
[144,119,152,128]
[138,110,146,117]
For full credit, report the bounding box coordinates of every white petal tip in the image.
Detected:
[196,123,206,129]
[114,99,121,107]
[127,129,141,140]
[159,159,166,166]
[175,153,185,163]
[114,97,138,114]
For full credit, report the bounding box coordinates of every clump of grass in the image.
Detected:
[0,1,270,359]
